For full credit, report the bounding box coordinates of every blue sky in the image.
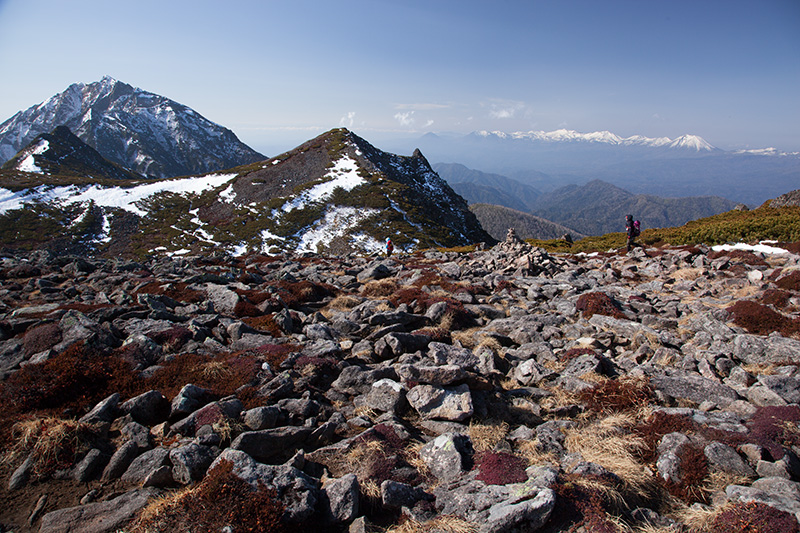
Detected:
[0,0,798,155]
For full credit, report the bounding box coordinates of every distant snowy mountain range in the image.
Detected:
[0,76,264,178]
[386,127,800,205]
[474,129,719,152]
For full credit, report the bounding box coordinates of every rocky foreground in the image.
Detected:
[2,232,800,532]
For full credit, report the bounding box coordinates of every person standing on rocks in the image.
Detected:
[625,214,638,252]
[385,237,394,257]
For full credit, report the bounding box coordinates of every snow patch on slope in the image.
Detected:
[295,205,382,254]
[282,154,364,213]
[0,173,237,216]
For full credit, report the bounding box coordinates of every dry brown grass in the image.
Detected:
[517,440,559,467]
[360,279,398,298]
[702,470,754,496]
[469,420,509,453]
[564,415,659,505]
[200,360,233,381]
[741,362,776,376]
[325,294,363,310]
[5,417,96,479]
[539,385,581,413]
[670,267,704,281]
[383,515,477,533]
[402,440,432,481]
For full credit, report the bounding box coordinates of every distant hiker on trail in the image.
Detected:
[625,214,640,252]
[385,237,394,257]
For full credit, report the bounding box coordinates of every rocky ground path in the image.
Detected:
[2,231,800,532]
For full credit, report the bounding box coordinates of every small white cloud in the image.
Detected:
[340,111,356,128]
[486,99,528,120]
[424,120,434,128]
[394,111,415,127]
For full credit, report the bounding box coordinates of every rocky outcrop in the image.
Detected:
[2,235,800,531]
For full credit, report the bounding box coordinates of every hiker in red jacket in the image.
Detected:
[385,237,394,257]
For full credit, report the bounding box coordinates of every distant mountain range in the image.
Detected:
[435,163,738,236]
[0,128,490,257]
[0,76,264,178]
[387,129,800,205]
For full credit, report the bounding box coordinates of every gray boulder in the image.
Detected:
[419,433,473,483]
[321,473,360,523]
[39,488,160,533]
[407,383,474,422]
[169,442,216,484]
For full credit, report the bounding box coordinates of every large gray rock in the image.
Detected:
[407,383,474,422]
[169,442,216,484]
[419,433,473,483]
[121,447,171,485]
[650,373,739,408]
[704,441,756,478]
[102,440,139,482]
[733,334,800,365]
[365,378,407,413]
[231,426,314,463]
[428,342,480,370]
[39,488,160,533]
[480,487,556,533]
[381,479,432,510]
[726,477,800,520]
[211,449,319,523]
[397,363,468,386]
[321,473,360,523]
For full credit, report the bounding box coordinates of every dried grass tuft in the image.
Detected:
[469,420,509,453]
[384,515,477,533]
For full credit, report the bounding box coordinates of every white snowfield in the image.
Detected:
[711,242,793,255]
[280,154,365,213]
[0,173,237,217]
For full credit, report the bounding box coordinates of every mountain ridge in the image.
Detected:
[0,128,492,258]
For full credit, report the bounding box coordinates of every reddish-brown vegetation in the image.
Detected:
[579,377,654,415]
[776,270,800,291]
[129,459,285,533]
[576,292,627,319]
[705,501,799,533]
[474,451,528,485]
[726,300,800,337]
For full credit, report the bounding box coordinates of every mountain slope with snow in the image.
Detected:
[0,128,491,257]
[0,76,265,178]
[1,126,140,180]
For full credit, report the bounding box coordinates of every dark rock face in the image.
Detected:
[2,238,800,531]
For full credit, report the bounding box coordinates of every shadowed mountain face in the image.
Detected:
[469,203,587,242]
[1,126,140,180]
[0,76,265,178]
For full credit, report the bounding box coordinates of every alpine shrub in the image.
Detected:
[576,292,627,319]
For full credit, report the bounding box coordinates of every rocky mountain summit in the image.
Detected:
[0,76,264,178]
[2,235,800,532]
[0,128,490,258]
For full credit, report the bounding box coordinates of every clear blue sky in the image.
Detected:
[0,0,798,155]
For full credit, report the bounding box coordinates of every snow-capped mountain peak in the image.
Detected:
[668,134,716,152]
[0,77,264,178]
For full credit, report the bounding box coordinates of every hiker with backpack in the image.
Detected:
[385,237,394,257]
[625,215,641,252]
